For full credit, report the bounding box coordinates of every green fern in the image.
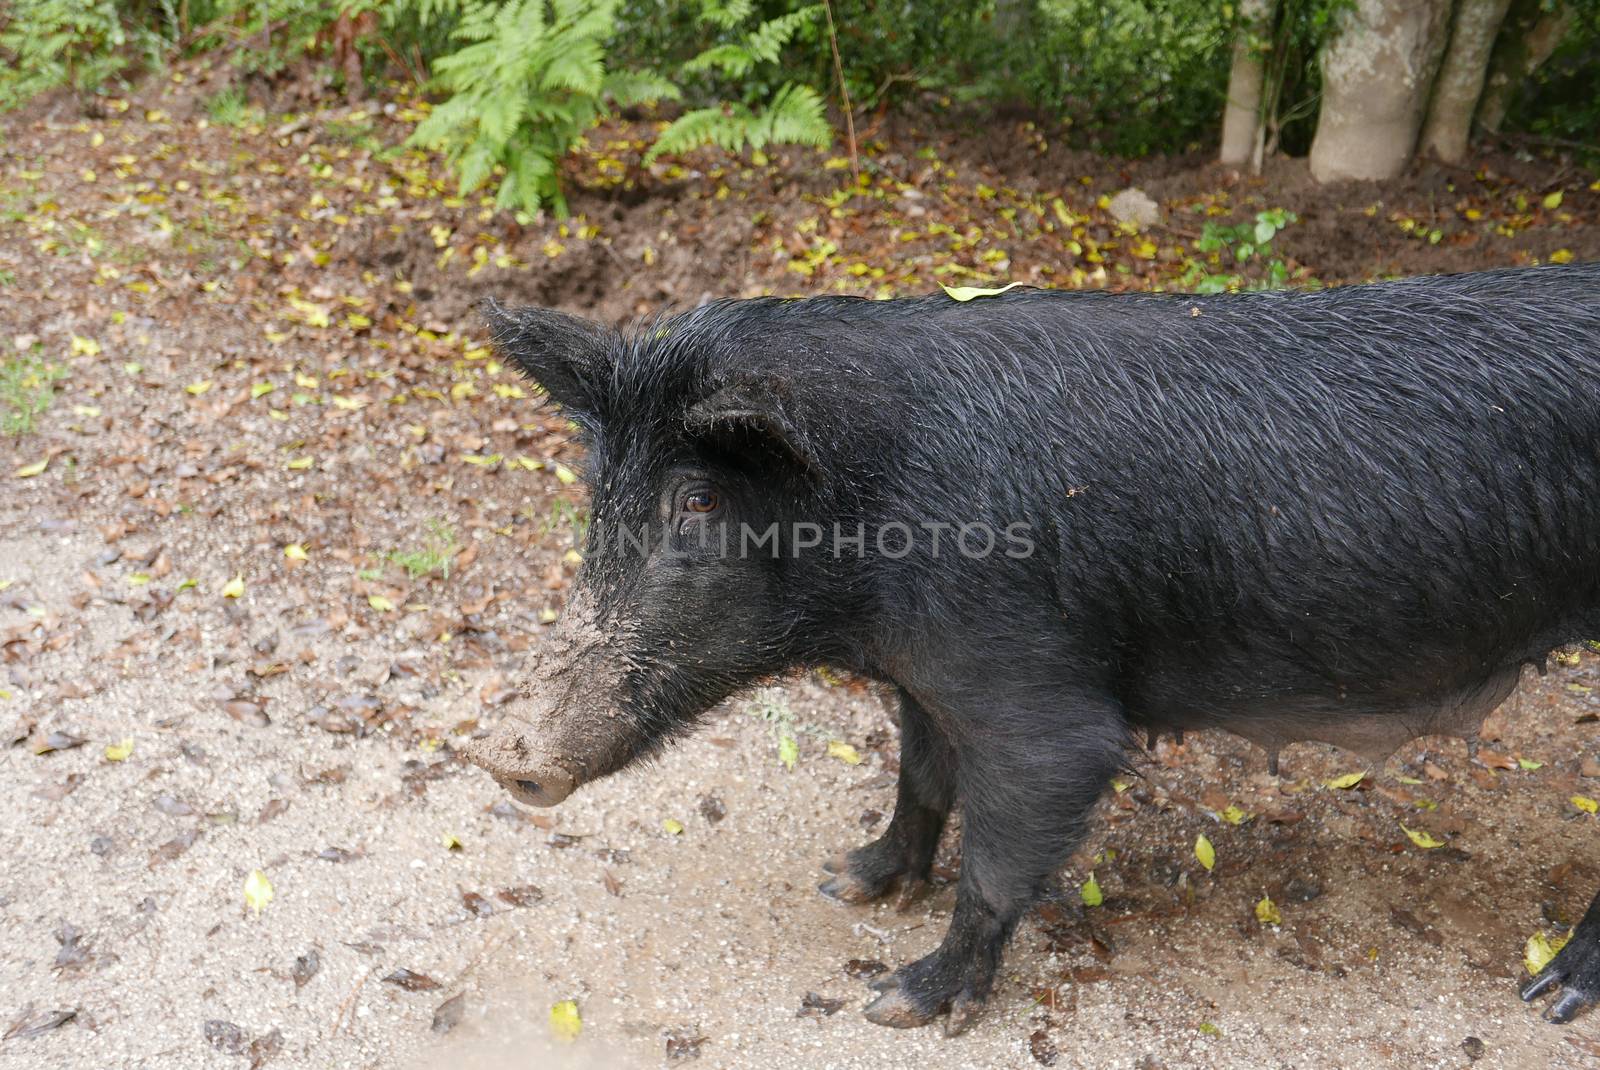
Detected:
[698,0,754,31]
[682,4,821,78]
[649,4,831,164]
[408,0,678,216]
[646,82,829,163]
[0,0,129,108]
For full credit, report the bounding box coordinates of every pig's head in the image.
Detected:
[467,299,870,807]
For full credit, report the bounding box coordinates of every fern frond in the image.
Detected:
[604,69,682,107]
[699,0,754,30]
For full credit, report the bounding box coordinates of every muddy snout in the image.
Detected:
[464,717,583,808]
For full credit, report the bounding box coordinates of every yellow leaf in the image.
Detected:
[368,594,396,612]
[71,335,101,356]
[549,999,581,1042]
[1542,190,1563,210]
[332,395,364,411]
[288,297,330,328]
[185,380,213,396]
[1400,824,1444,849]
[295,373,319,389]
[251,382,275,399]
[345,313,371,330]
[826,740,862,765]
[1255,895,1282,926]
[15,458,49,479]
[244,869,274,912]
[441,833,462,850]
[1550,249,1574,265]
[104,737,134,761]
[1572,795,1598,815]
[1219,805,1249,825]
[128,572,150,586]
[1526,931,1571,975]
[941,282,1023,302]
[562,549,583,565]
[461,453,502,467]
[1195,834,1215,872]
[1325,771,1365,790]
[286,456,313,470]
[0,580,11,593]
[662,818,684,835]
[1080,872,1103,907]
[221,576,245,599]
[553,463,577,485]
[284,544,308,561]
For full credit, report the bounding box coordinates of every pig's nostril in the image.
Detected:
[516,779,541,795]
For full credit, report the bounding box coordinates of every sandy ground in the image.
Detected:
[4,521,1600,1070]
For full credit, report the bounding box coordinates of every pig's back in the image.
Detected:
[852,265,1600,724]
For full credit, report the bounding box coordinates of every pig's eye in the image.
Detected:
[682,489,719,514]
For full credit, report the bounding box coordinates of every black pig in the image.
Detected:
[468,263,1600,1033]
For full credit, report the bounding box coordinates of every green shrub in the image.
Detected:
[408,0,680,215]
[646,2,831,163]
[0,0,137,108]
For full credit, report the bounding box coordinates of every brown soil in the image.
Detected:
[2,71,1599,1070]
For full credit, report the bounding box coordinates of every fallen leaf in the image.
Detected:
[796,991,845,1018]
[293,950,320,988]
[1255,895,1282,926]
[1195,833,1215,872]
[104,737,134,761]
[222,576,245,599]
[1080,872,1103,907]
[383,968,441,992]
[549,999,582,1042]
[941,282,1023,301]
[244,869,274,912]
[1572,795,1598,815]
[432,993,466,1034]
[826,740,861,765]
[662,818,684,835]
[1325,771,1365,790]
[1400,824,1445,849]
[1526,931,1571,975]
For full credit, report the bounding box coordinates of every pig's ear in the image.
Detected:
[482,299,610,415]
[686,378,820,481]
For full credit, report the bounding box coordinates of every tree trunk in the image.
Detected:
[1475,0,1573,134]
[1220,0,1273,168]
[1309,0,1455,183]
[1420,0,1513,162]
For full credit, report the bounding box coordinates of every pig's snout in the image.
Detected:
[497,768,576,808]
[464,720,583,808]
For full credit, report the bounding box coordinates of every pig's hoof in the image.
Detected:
[818,873,883,904]
[859,964,988,1034]
[818,848,898,904]
[893,877,932,913]
[861,984,935,1029]
[1521,937,1600,1023]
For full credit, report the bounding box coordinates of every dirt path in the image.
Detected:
[3,78,1600,1070]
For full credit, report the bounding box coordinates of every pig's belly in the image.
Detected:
[1147,662,1526,765]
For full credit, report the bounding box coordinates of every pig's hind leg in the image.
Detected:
[1522,885,1600,1023]
[820,691,954,909]
[862,692,1127,1035]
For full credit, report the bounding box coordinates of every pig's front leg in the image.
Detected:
[820,691,954,909]
[862,692,1126,1035]
[1523,885,1600,1023]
